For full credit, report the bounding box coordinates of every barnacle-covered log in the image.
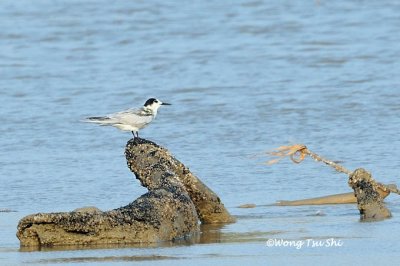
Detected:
[348,168,391,221]
[125,138,235,224]
[17,138,234,247]
[17,172,199,247]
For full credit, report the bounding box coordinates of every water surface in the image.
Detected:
[1,0,400,265]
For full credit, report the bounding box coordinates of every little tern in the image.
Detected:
[84,98,171,138]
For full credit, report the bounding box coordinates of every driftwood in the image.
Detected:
[17,138,234,247]
[267,144,395,221]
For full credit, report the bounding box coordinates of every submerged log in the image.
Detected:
[275,188,391,206]
[275,192,358,206]
[348,168,391,221]
[17,138,233,247]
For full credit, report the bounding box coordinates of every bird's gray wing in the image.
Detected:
[108,108,153,127]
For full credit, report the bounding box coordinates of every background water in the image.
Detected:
[1,0,400,265]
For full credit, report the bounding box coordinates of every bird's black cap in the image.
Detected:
[143,98,171,106]
[144,98,158,106]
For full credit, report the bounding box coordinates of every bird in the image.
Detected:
[84,98,171,138]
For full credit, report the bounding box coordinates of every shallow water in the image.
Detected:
[1,0,400,265]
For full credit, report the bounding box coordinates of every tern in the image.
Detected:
[84,98,171,138]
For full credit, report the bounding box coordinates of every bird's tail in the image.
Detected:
[83,116,113,124]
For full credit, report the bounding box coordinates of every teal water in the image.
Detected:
[1,0,400,265]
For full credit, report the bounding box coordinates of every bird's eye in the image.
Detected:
[154,100,158,103]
